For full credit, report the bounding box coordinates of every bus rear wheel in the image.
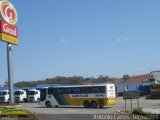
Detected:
[46,101,51,107]
[99,106,104,108]
[90,101,97,108]
[83,101,90,108]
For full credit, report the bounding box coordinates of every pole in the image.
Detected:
[125,99,126,112]
[137,99,139,108]
[7,43,14,105]
[131,99,132,112]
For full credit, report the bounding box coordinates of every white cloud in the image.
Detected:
[136,67,143,71]
[115,38,121,42]
[115,36,133,43]
[58,38,68,43]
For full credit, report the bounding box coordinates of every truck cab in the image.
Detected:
[0,90,9,102]
[14,89,27,102]
[150,71,160,84]
[28,89,40,102]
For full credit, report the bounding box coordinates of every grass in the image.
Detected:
[118,108,160,120]
[0,107,39,120]
[132,108,160,120]
[0,102,20,106]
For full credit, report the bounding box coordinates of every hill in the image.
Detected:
[13,74,150,87]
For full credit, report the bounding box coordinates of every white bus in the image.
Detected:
[39,84,116,108]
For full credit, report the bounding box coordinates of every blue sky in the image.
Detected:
[0,0,160,84]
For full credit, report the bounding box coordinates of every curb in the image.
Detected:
[32,112,42,120]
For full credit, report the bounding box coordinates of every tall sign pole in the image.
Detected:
[0,0,18,105]
[7,43,14,104]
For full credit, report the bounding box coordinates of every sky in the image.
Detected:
[0,0,160,84]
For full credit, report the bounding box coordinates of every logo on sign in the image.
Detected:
[0,20,18,38]
[0,0,18,25]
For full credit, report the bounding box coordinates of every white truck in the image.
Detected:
[14,89,27,102]
[0,90,9,102]
[28,89,40,102]
[150,71,160,84]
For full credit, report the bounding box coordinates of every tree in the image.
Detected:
[96,75,109,83]
[4,81,8,87]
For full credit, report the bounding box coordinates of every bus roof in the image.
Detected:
[47,83,114,88]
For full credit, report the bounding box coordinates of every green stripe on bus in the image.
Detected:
[53,94,63,105]
[59,94,68,105]
[53,94,68,105]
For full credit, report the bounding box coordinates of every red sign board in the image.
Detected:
[0,20,18,38]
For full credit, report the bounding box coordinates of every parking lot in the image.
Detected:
[18,97,160,120]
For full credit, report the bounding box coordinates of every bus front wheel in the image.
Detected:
[46,101,51,107]
[83,101,90,108]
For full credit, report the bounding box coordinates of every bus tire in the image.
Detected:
[99,106,104,108]
[55,105,59,108]
[46,101,52,107]
[83,101,90,108]
[90,101,97,108]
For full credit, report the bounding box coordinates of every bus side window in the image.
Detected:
[83,88,88,93]
[64,88,70,94]
[99,86,106,93]
[48,88,54,94]
[92,87,99,93]
[73,88,80,94]
[56,88,64,94]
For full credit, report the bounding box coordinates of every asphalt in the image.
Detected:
[18,97,160,120]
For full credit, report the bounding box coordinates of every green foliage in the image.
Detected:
[2,110,27,117]
[154,114,160,120]
[0,108,38,120]
[132,108,151,116]
[132,108,160,120]
[14,75,111,87]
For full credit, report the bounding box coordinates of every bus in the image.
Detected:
[39,84,116,108]
[150,84,160,97]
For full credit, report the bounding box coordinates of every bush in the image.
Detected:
[132,108,160,120]
[2,109,28,117]
[132,108,148,115]
[154,114,160,120]
[0,107,38,120]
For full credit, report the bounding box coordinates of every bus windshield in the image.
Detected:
[14,91,21,95]
[40,88,47,101]
[28,91,35,95]
[0,92,7,95]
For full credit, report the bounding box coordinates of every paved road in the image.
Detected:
[18,97,160,120]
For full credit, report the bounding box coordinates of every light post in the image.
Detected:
[0,0,18,105]
[7,43,14,104]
